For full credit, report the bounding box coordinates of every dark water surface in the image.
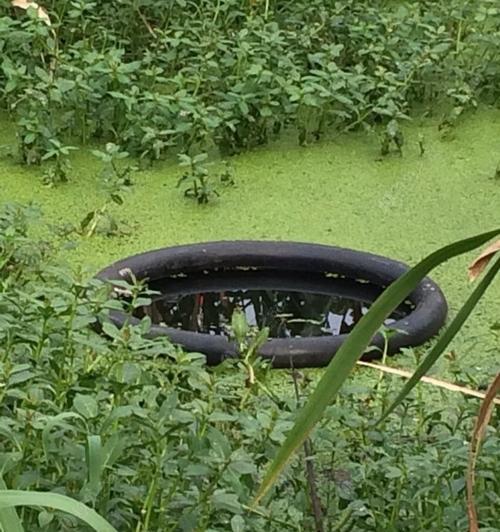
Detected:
[135,270,413,338]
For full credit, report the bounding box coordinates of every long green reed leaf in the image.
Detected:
[0,490,117,532]
[0,479,23,532]
[253,228,500,505]
[379,255,500,423]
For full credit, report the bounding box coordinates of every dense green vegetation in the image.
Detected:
[0,0,499,530]
[0,207,498,531]
[1,0,500,173]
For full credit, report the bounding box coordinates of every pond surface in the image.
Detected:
[0,109,499,371]
[135,271,412,338]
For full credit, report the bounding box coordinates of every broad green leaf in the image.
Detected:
[100,406,134,434]
[73,394,99,419]
[251,327,269,354]
[0,490,116,532]
[37,510,53,528]
[253,228,500,505]
[0,422,21,450]
[211,490,242,513]
[379,255,500,423]
[102,321,121,340]
[34,66,50,83]
[101,434,127,470]
[231,514,245,532]
[193,153,208,164]
[231,308,249,345]
[42,412,85,460]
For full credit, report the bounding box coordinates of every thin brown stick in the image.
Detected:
[303,439,325,532]
[356,361,500,405]
[466,373,500,532]
[291,369,325,532]
[136,8,156,37]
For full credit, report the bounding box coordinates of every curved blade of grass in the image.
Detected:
[86,435,104,497]
[379,255,500,424]
[0,479,23,532]
[253,228,500,505]
[0,491,117,532]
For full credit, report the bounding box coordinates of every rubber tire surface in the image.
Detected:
[96,241,448,368]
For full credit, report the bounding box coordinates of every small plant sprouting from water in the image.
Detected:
[41,139,77,187]
[417,133,425,157]
[220,160,235,187]
[230,307,277,406]
[79,180,131,238]
[380,120,404,157]
[79,144,135,237]
[177,153,220,204]
[91,143,136,187]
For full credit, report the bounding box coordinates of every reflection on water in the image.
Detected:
[135,270,412,338]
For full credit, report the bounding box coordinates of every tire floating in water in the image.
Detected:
[96,241,448,368]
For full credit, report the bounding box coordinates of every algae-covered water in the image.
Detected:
[0,109,499,380]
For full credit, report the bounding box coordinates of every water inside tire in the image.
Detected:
[134,270,413,338]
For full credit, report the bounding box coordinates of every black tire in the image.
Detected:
[96,241,448,368]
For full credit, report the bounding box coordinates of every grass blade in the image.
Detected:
[253,228,500,505]
[85,435,104,498]
[378,255,500,423]
[0,490,117,532]
[0,479,23,532]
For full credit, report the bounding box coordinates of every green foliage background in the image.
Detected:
[0,205,498,531]
[1,0,500,163]
[1,1,500,530]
